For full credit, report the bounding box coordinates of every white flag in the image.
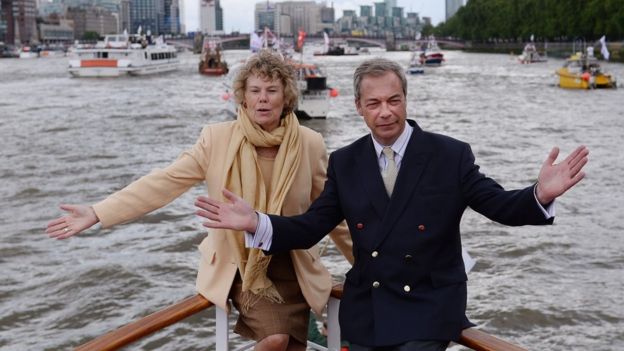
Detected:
[600,35,610,60]
[530,34,534,42]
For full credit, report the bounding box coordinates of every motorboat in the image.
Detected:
[198,38,228,76]
[67,31,179,77]
[419,36,444,66]
[556,52,616,89]
[407,51,425,75]
[289,60,338,118]
[18,46,38,59]
[518,42,547,64]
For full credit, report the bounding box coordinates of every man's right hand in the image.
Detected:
[195,189,258,233]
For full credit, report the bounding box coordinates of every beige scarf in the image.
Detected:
[223,107,302,311]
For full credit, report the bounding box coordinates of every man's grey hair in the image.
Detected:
[353,58,407,101]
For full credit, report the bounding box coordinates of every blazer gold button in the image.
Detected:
[372,281,380,288]
[404,254,412,260]
[403,285,411,292]
[371,251,378,258]
[356,223,364,229]
[418,224,425,231]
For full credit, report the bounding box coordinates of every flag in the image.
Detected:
[599,35,610,61]
[250,32,262,52]
[323,31,329,53]
[297,30,306,50]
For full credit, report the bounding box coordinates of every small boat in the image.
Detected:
[518,42,547,64]
[67,31,179,78]
[406,51,425,75]
[289,60,338,119]
[198,38,228,76]
[18,46,38,59]
[421,36,444,66]
[313,33,358,56]
[556,52,617,89]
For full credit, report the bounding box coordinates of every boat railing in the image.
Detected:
[75,284,528,351]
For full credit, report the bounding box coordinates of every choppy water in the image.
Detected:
[1,48,623,350]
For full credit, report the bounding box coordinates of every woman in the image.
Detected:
[46,49,353,351]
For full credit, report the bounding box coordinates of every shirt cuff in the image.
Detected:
[534,184,555,218]
[244,212,273,250]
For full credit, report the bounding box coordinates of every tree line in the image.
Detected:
[433,0,624,42]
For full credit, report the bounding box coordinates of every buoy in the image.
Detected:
[330,88,339,97]
[221,92,231,101]
[581,72,591,81]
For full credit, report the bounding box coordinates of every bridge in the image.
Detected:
[168,34,466,51]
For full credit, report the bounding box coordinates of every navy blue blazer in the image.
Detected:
[268,120,553,346]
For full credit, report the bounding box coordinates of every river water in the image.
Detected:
[1,49,623,350]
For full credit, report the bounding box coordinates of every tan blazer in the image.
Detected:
[92,121,353,316]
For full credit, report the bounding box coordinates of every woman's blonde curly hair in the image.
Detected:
[233,49,298,117]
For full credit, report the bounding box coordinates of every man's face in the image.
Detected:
[355,72,407,146]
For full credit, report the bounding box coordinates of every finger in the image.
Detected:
[222,189,240,202]
[46,221,68,234]
[195,198,220,212]
[46,217,66,229]
[195,209,221,220]
[543,147,559,167]
[566,171,586,189]
[569,157,588,177]
[202,220,227,229]
[568,147,589,169]
[59,204,77,213]
[48,227,73,239]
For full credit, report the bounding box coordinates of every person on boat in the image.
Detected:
[194,58,589,351]
[45,49,353,351]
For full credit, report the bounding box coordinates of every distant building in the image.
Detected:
[374,2,385,18]
[39,20,74,44]
[2,0,38,44]
[445,0,463,21]
[254,1,332,36]
[119,0,131,33]
[360,5,371,17]
[164,0,180,34]
[200,0,223,34]
[67,6,118,39]
[130,0,164,34]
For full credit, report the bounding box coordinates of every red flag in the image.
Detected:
[297,30,306,50]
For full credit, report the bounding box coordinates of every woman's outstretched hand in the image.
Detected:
[195,189,258,233]
[46,204,99,240]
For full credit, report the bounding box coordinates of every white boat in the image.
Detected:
[289,60,337,118]
[518,42,547,64]
[68,33,179,77]
[18,46,38,59]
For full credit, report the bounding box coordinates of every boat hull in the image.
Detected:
[556,68,617,89]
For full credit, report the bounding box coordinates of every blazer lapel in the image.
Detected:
[373,121,431,248]
[355,136,389,219]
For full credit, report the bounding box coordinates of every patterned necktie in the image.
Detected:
[382,146,397,196]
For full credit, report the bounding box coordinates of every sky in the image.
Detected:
[182,0,446,33]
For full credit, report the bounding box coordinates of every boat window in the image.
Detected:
[151,53,157,60]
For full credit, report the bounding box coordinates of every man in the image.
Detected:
[195,58,588,351]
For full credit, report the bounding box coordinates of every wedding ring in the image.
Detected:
[64,228,69,232]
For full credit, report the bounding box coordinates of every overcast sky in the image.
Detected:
[182,0,446,33]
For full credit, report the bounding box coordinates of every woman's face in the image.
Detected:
[243,74,286,132]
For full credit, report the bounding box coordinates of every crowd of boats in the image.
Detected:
[3,31,616,120]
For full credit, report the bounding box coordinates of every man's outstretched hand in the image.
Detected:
[536,145,589,205]
[195,189,258,233]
